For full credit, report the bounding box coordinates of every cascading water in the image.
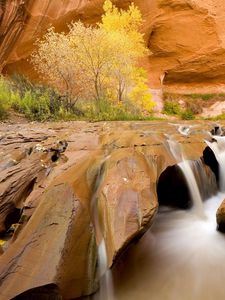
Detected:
[178,160,205,217]
[110,125,225,300]
[113,192,225,300]
[98,240,114,300]
[90,155,115,300]
[206,136,225,191]
[167,138,205,217]
[94,125,225,300]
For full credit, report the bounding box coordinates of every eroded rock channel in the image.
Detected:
[0,121,224,300]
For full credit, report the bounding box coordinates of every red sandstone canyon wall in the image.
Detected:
[0,0,225,90]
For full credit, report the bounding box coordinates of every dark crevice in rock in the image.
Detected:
[12,284,62,300]
[2,177,36,233]
[217,223,225,233]
[157,165,192,209]
[202,146,219,183]
[4,207,22,234]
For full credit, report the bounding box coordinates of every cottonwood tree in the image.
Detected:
[31,0,155,112]
[31,28,90,111]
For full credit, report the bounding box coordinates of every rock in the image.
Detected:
[217,199,225,232]
[0,146,66,233]
[0,183,97,300]
[157,164,192,209]
[1,1,225,91]
[203,146,219,182]
[0,120,220,298]
[95,149,158,267]
[0,154,45,233]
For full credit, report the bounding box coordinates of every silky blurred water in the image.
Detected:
[113,193,225,300]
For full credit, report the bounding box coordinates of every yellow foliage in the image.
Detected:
[129,68,155,112]
[31,0,154,111]
[0,240,6,246]
[100,0,148,57]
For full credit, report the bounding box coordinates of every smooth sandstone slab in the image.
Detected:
[0,183,97,300]
[95,149,158,267]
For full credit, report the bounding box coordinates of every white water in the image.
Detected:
[167,138,205,217]
[94,128,225,300]
[98,240,114,300]
[90,154,115,300]
[113,193,225,300]
[206,136,225,191]
[178,160,205,218]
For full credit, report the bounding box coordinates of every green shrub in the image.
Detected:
[80,99,145,121]
[188,94,200,100]
[209,113,225,121]
[201,94,214,101]
[0,102,7,120]
[0,74,161,122]
[0,77,12,120]
[163,101,181,115]
[11,90,51,121]
[188,93,214,101]
[181,110,195,120]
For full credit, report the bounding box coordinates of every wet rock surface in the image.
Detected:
[0,120,221,299]
[216,198,225,232]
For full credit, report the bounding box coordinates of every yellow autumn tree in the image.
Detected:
[129,68,155,112]
[31,0,155,112]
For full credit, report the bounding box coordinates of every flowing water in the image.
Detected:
[167,138,205,217]
[96,127,225,300]
[98,240,114,300]
[178,160,205,218]
[206,136,225,191]
[113,193,225,300]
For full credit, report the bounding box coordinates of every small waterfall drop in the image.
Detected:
[167,138,205,217]
[206,136,225,191]
[98,240,114,300]
[113,193,225,300]
[178,160,205,218]
[90,154,115,300]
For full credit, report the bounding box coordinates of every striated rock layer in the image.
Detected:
[1,0,225,91]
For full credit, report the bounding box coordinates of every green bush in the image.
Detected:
[181,110,195,120]
[163,101,181,115]
[188,93,215,101]
[79,99,146,121]
[0,74,160,121]
[0,102,8,120]
[201,94,214,101]
[11,90,51,121]
[0,77,12,120]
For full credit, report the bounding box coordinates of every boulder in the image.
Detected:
[217,199,225,232]
[0,183,97,300]
[95,149,158,267]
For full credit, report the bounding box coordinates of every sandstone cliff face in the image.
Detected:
[1,0,225,90]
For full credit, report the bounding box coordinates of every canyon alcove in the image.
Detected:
[1,1,225,299]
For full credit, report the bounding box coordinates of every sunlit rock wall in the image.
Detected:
[1,0,225,90]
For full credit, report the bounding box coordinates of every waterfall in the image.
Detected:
[189,159,217,200]
[206,136,225,191]
[98,240,114,300]
[113,193,225,300]
[90,155,115,300]
[167,138,205,217]
[178,160,205,218]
